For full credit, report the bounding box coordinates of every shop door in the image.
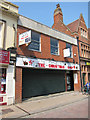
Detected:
[22,68,65,100]
[67,72,74,91]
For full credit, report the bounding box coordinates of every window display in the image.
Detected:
[0,68,6,94]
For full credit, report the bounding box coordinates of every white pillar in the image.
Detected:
[6,65,15,105]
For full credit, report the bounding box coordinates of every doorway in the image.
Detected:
[66,71,74,91]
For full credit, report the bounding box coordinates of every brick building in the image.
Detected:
[52,4,90,88]
[15,9,80,103]
[67,12,90,87]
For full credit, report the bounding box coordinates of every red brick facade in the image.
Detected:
[52,4,90,87]
[15,4,82,103]
[17,26,79,64]
[15,67,22,103]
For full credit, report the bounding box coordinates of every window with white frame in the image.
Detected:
[28,31,41,51]
[81,28,87,38]
[50,38,59,55]
[66,43,73,58]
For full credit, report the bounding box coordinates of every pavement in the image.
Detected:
[0,91,88,119]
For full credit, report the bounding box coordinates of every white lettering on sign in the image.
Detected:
[16,57,79,71]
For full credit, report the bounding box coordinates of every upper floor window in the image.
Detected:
[81,28,87,38]
[28,31,41,52]
[66,43,73,58]
[81,28,83,36]
[50,38,59,55]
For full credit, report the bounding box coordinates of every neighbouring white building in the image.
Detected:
[0,0,18,105]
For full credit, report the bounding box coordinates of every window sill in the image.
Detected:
[28,49,41,53]
[51,53,60,56]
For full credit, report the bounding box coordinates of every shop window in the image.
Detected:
[50,38,59,55]
[0,68,6,94]
[87,66,90,72]
[28,31,41,52]
[66,43,73,58]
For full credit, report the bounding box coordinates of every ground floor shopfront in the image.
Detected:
[0,50,15,105]
[15,57,81,103]
[81,60,90,86]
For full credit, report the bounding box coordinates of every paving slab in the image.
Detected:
[0,105,28,118]
[0,91,88,118]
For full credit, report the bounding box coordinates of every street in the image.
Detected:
[24,98,88,118]
[1,92,88,119]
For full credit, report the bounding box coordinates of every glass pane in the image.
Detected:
[66,43,71,48]
[50,38,58,47]
[28,42,39,51]
[30,41,39,46]
[51,46,58,55]
[0,68,6,94]
[31,31,40,42]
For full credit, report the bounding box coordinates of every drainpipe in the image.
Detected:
[13,24,17,80]
[13,24,17,47]
[77,36,82,91]
[13,24,17,104]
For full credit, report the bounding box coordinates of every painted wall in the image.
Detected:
[6,65,15,105]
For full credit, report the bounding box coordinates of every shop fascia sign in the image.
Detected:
[16,57,79,70]
[19,30,31,46]
[0,50,10,65]
[63,48,70,58]
[86,62,90,65]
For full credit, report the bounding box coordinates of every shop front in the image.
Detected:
[0,49,15,105]
[16,57,80,101]
[0,50,10,105]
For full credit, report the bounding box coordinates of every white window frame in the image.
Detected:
[50,38,59,56]
[28,31,41,52]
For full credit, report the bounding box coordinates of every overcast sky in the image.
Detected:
[13,2,88,28]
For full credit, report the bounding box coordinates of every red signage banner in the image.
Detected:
[0,50,10,64]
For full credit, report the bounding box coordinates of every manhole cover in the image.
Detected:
[2,108,14,114]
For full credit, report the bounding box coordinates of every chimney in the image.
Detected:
[54,4,63,24]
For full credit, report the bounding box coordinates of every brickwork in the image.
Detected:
[15,4,81,103]
[73,71,81,91]
[17,25,79,64]
[52,4,89,86]
[15,67,22,103]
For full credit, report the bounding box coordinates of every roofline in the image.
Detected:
[19,14,76,39]
[1,0,19,8]
[18,14,78,46]
[67,19,79,26]
[6,1,19,8]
